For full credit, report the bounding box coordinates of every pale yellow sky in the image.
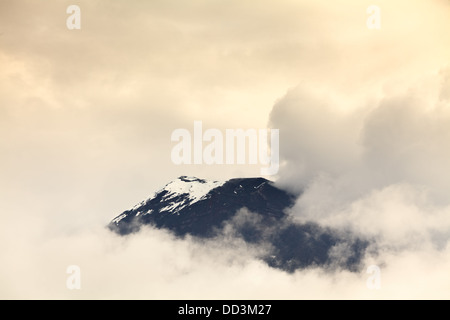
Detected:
[0,0,449,233]
[0,0,449,299]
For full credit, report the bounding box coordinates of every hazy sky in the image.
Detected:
[1,0,450,299]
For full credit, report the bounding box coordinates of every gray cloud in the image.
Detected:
[2,220,450,299]
[268,70,450,299]
[272,69,450,200]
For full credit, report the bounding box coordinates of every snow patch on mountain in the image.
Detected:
[163,176,224,204]
[158,176,224,213]
[111,213,128,224]
[123,176,225,217]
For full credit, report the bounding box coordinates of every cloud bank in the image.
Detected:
[1,221,450,299]
[265,68,450,298]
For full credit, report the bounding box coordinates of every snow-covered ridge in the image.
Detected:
[163,176,224,203]
[111,213,128,224]
[127,176,224,214]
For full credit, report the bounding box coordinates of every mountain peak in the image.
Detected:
[177,176,206,182]
[109,176,368,272]
[110,176,291,236]
[158,176,225,212]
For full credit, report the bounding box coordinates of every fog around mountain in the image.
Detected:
[1,0,450,299]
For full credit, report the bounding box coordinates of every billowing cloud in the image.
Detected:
[272,68,450,199]
[2,220,450,299]
[268,68,450,299]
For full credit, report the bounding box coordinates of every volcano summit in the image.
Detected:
[109,176,368,272]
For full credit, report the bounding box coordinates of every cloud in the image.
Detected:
[1,0,450,299]
[272,68,450,200]
[2,219,450,299]
[265,68,450,299]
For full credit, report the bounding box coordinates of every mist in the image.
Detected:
[1,0,449,299]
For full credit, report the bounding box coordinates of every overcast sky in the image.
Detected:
[1,0,449,299]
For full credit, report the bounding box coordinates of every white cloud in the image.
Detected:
[1,220,450,299]
[263,67,450,299]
